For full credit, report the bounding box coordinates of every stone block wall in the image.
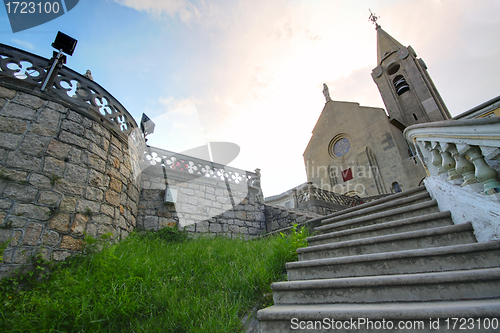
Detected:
[264,205,322,233]
[0,86,140,277]
[137,169,266,238]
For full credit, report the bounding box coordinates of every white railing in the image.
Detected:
[404,118,500,195]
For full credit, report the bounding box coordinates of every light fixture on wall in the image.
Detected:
[41,31,78,91]
[140,113,156,141]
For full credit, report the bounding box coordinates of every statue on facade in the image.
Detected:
[323,83,331,103]
[77,70,94,97]
[84,70,93,81]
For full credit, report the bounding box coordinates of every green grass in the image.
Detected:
[0,225,309,332]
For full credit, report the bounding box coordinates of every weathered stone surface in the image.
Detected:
[0,86,16,99]
[42,230,60,247]
[3,183,38,202]
[43,156,66,177]
[13,92,45,109]
[0,228,12,243]
[20,134,48,157]
[86,153,105,172]
[82,117,93,128]
[85,222,97,237]
[67,111,83,123]
[93,214,112,226]
[92,122,111,140]
[142,216,159,230]
[105,190,120,206]
[38,191,62,206]
[60,235,82,251]
[209,223,222,233]
[31,124,58,137]
[58,196,76,213]
[54,179,85,196]
[77,198,100,213]
[88,169,110,188]
[28,173,52,189]
[36,108,61,128]
[9,230,22,247]
[85,186,103,201]
[46,101,68,113]
[88,142,107,160]
[21,223,43,246]
[109,177,122,192]
[100,204,114,217]
[13,203,50,220]
[13,247,32,264]
[196,221,209,233]
[0,166,28,182]
[61,119,85,136]
[0,133,22,149]
[49,213,70,233]
[47,140,72,160]
[70,214,87,236]
[59,130,89,149]
[1,103,37,120]
[65,164,88,184]
[0,116,27,134]
[52,250,71,261]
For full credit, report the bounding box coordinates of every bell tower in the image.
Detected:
[370,13,451,128]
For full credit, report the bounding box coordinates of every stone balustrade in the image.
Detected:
[0,43,138,140]
[404,117,500,195]
[141,145,261,189]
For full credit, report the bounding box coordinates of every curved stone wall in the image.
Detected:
[0,86,140,277]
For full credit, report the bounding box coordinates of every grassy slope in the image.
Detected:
[0,227,307,332]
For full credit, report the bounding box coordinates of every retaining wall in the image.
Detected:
[0,86,140,277]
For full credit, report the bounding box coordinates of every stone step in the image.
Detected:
[257,298,500,333]
[315,199,440,234]
[308,211,452,246]
[320,189,432,227]
[298,223,476,261]
[319,185,428,221]
[271,267,500,305]
[287,240,500,280]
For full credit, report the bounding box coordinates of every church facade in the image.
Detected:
[303,25,451,197]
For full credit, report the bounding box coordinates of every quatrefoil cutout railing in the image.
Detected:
[0,43,137,139]
[141,147,259,188]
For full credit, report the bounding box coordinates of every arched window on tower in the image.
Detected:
[393,75,410,95]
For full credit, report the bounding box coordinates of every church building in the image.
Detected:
[303,23,451,197]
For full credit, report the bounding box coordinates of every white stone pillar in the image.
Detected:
[440,143,461,182]
[462,145,500,194]
[449,143,478,187]
[427,141,447,175]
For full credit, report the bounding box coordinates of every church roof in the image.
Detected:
[376,26,404,65]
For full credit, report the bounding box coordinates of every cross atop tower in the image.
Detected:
[369,9,380,29]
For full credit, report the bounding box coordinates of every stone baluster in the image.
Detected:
[440,143,461,182]
[307,182,315,201]
[292,188,299,208]
[425,141,446,175]
[448,144,478,187]
[459,145,500,194]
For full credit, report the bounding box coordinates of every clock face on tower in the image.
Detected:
[333,138,350,157]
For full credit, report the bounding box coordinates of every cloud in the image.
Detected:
[113,0,201,23]
[11,39,34,50]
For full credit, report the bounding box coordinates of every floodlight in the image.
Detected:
[141,113,156,138]
[52,31,78,56]
[41,31,78,91]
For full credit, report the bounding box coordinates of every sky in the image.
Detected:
[1,0,500,197]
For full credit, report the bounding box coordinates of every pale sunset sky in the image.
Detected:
[1,0,499,197]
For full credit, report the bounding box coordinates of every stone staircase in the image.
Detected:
[257,186,500,332]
